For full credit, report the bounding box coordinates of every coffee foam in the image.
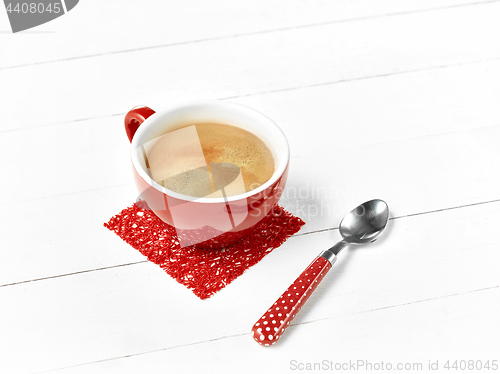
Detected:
[143,123,274,198]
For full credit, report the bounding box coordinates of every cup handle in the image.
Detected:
[124,106,156,142]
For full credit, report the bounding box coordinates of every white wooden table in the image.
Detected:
[1,1,500,373]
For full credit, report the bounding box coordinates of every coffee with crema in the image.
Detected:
[143,123,275,198]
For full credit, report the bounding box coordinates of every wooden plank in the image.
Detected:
[0,0,487,68]
[282,122,500,234]
[1,61,500,285]
[1,59,499,205]
[0,184,146,287]
[1,201,499,373]
[1,2,500,131]
[48,289,500,374]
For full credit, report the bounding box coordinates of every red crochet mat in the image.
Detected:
[104,203,305,299]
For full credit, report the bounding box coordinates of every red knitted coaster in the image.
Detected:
[104,203,305,299]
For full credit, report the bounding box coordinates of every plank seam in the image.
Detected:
[1,0,499,71]
[2,198,499,288]
[35,284,500,373]
[294,198,500,237]
[1,56,500,135]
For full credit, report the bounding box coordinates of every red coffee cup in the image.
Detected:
[125,101,289,249]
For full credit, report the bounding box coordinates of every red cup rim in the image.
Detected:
[130,100,290,203]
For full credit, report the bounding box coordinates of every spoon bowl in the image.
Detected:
[340,199,389,244]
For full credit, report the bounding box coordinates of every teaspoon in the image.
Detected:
[251,199,390,346]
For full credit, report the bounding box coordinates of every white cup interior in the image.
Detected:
[131,100,290,203]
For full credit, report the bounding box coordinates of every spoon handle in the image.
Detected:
[251,255,334,346]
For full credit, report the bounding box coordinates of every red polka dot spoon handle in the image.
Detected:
[251,253,336,346]
[251,199,390,346]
